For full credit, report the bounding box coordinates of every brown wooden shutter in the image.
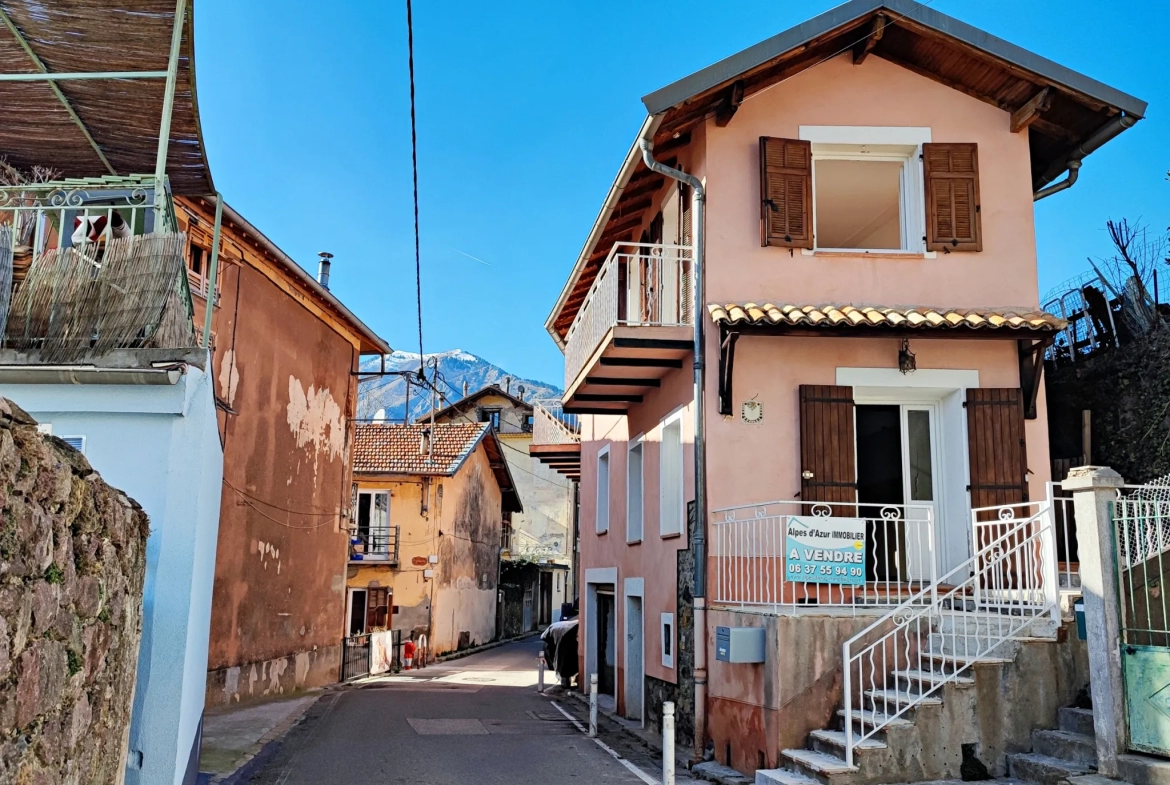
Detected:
[799,385,857,509]
[924,143,981,251]
[760,137,812,249]
[966,388,1029,514]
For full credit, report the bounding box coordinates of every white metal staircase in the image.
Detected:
[757,501,1062,785]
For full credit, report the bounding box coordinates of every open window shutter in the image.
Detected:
[966,388,1028,514]
[799,385,857,509]
[760,137,812,249]
[924,143,981,251]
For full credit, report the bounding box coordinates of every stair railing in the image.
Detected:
[841,502,1057,766]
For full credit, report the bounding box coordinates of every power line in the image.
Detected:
[406,0,424,366]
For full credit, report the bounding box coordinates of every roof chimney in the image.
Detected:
[419,427,431,456]
[317,251,333,290]
[462,381,469,399]
[518,384,526,401]
[504,377,511,394]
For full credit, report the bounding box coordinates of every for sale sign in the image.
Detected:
[785,516,867,585]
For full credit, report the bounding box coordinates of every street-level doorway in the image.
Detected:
[624,587,644,723]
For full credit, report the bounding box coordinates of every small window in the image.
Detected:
[661,613,675,669]
[596,447,610,534]
[479,409,501,430]
[627,440,643,543]
[353,491,390,559]
[189,244,205,276]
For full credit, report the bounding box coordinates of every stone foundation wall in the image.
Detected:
[0,398,149,784]
[205,645,341,709]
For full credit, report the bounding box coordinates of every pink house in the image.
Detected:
[536,1,1145,782]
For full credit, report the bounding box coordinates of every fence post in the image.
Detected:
[662,701,676,785]
[537,653,545,694]
[1064,466,1125,777]
[588,674,598,738]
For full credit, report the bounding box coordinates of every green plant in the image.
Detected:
[44,564,63,584]
[97,607,110,624]
[67,649,82,676]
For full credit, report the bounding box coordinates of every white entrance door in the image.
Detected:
[901,406,939,581]
[624,594,644,722]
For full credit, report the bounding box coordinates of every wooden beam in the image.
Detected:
[852,13,886,65]
[714,81,744,127]
[610,196,652,219]
[585,377,662,388]
[599,357,683,369]
[1011,87,1052,133]
[612,337,694,351]
[619,176,667,203]
[562,406,630,415]
[574,393,644,403]
[1029,116,1080,144]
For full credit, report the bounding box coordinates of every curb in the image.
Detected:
[202,693,323,785]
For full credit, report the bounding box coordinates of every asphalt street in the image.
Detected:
[241,637,664,785]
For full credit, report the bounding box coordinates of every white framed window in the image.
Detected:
[800,126,930,255]
[627,438,644,543]
[354,490,391,559]
[661,613,675,669]
[660,414,684,537]
[60,436,86,454]
[596,445,611,534]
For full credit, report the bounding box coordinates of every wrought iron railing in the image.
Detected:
[563,242,693,388]
[710,499,937,613]
[840,501,1058,766]
[349,525,400,564]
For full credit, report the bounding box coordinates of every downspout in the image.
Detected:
[1033,113,1138,201]
[639,134,708,761]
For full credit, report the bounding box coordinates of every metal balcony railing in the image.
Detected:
[563,242,693,388]
[349,525,400,564]
[532,402,580,447]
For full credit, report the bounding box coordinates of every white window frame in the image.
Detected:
[627,436,644,544]
[661,612,675,669]
[596,445,611,535]
[799,126,933,256]
[659,411,685,538]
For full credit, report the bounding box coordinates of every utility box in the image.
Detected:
[715,626,766,663]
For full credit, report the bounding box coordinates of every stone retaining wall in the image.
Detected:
[0,399,149,784]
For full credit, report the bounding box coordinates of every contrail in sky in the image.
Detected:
[448,246,491,265]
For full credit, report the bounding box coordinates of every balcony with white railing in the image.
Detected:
[530,402,582,481]
[561,242,694,417]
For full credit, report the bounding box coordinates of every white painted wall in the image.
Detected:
[0,361,224,785]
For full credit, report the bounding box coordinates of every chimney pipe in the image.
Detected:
[462,381,469,399]
[504,377,511,394]
[317,251,333,290]
[420,427,431,456]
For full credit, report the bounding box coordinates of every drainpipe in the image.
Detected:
[1033,113,1137,201]
[639,135,708,761]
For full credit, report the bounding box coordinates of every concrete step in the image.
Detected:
[923,651,1010,674]
[894,668,975,691]
[1032,729,1097,766]
[937,612,1060,639]
[1119,752,1170,785]
[756,769,821,785]
[837,708,913,730]
[808,729,887,756]
[1060,706,1095,736]
[864,689,942,712]
[781,748,858,779]
[1008,752,1093,785]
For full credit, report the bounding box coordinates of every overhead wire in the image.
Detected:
[406,0,425,371]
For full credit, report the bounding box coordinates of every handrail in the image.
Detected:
[841,503,1056,766]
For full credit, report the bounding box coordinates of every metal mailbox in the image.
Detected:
[715,626,765,663]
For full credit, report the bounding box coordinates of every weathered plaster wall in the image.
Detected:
[0,399,149,784]
[354,443,504,656]
[499,433,572,562]
[179,201,362,709]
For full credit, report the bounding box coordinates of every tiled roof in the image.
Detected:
[353,423,488,476]
[708,303,1066,332]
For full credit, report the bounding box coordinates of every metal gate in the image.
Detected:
[1115,480,1170,755]
[340,633,371,681]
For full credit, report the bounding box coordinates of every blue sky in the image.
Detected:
[194,0,1166,387]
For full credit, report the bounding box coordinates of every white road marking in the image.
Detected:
[549,700,659,785]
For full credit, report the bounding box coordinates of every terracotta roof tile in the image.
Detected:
[353,422,488,476]
[707,303,1066,332]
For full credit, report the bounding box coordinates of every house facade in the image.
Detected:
[423,384,576,630]
[539,0,1145,780]
[350,422,522,656]
[176,197,392,708]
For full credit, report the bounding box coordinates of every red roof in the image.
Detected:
[354,422,487,476]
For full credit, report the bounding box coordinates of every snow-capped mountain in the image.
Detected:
[357,349,563,422]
